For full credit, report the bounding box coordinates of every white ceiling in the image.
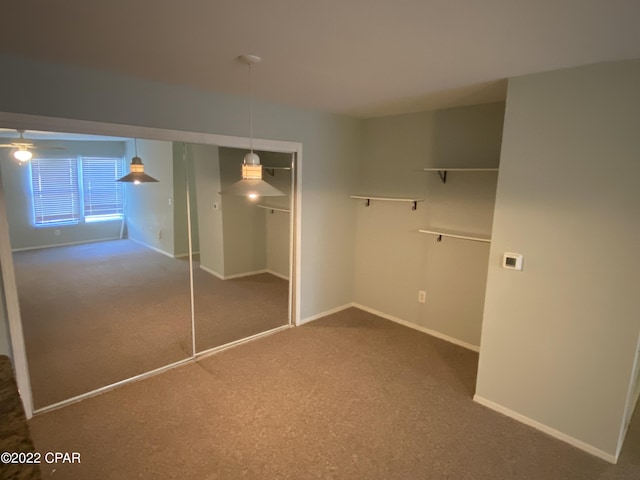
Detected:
[1,0,639,118]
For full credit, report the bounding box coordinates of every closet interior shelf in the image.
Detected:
[418,228,491,243]
[262,166,292,176]
[349,195,424,210]
[423,167,499,184]
[256,205,290,213]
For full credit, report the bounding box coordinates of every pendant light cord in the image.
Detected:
[249,63,254,154]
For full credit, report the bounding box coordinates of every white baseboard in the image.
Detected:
[174,251,200,259]
[352,303,480,353]
[266,269,289,281]
[298,303,354,326]
[129,238,173,259]
[11,236,121,252]
[199,264,224,280]
[198,265,271,281]
[222,269,268,280]
[473,395,617,464]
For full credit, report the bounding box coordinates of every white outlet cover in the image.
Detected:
[503,252,523,270]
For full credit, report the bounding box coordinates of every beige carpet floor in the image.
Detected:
[13,239,288,410]
[26,308,640,479]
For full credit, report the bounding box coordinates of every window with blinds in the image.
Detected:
[81,156,125,222]
[30,156,125,227]
[31,158,80,225]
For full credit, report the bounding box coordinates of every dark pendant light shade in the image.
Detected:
[117,139,159,183]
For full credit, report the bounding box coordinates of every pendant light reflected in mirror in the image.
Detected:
[222,54,284,199]
[117,138,159,184]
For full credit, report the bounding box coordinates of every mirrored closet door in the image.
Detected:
[0,135,193,410]
[0,130,295,412]
[187,146,293,353]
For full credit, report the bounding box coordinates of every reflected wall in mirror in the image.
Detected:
[188,146,292,353]
[0,132,193,410]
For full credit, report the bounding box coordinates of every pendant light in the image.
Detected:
[117,138,159,184]
[222,54,283,199]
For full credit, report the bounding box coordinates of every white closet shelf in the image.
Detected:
[350,195,424,210]
[423,168,499,171]
[256,204,290,213]
[418,227,491,243]
[423,167,498,184]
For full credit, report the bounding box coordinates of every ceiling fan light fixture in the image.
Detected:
[14,147,32,162]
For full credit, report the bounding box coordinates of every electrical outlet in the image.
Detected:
[54,229,61,236]
[418,290,426,303]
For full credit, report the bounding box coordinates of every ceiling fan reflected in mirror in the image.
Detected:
[0,129,66,163]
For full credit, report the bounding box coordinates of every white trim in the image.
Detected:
[223,269,268,280]
[195,324,291,360]
[174,251,200,259]
[200,265,289,282]
[473,395,618,464]
[34,324,292,415]
[128,237,174,259]
[0,111,303,412]
[298,303,354,326]
[34,356,194,415]
[352,303,480,352]
[0,169,34,418]
[292,150,301,326]
[11,236,121,252]
[0,112,300,153]
[199,264,225,280]
[617,332,640,458]
[266,269,289,281]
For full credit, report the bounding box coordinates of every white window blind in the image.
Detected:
[82,156,125,222]
[31,158,80,225]
[30,156,125,227]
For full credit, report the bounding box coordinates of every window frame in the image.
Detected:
[30,155,126,228]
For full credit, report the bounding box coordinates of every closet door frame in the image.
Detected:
[0,111,303,419]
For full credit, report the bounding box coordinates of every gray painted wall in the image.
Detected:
[192,143,224,275]
[260,151,292,279]
[354,103,504,347]
[173,143,200,257]
[476,60,640,457]
[124,139,175,255]
[0,141,126,251]
[0,54,359,322]
[219,148,267,276]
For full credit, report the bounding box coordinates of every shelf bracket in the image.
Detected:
[412,201,418,211]
[365,198,370,207]
[437,170,447,184]
[437,235,442,242]
[264,168,275,176]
